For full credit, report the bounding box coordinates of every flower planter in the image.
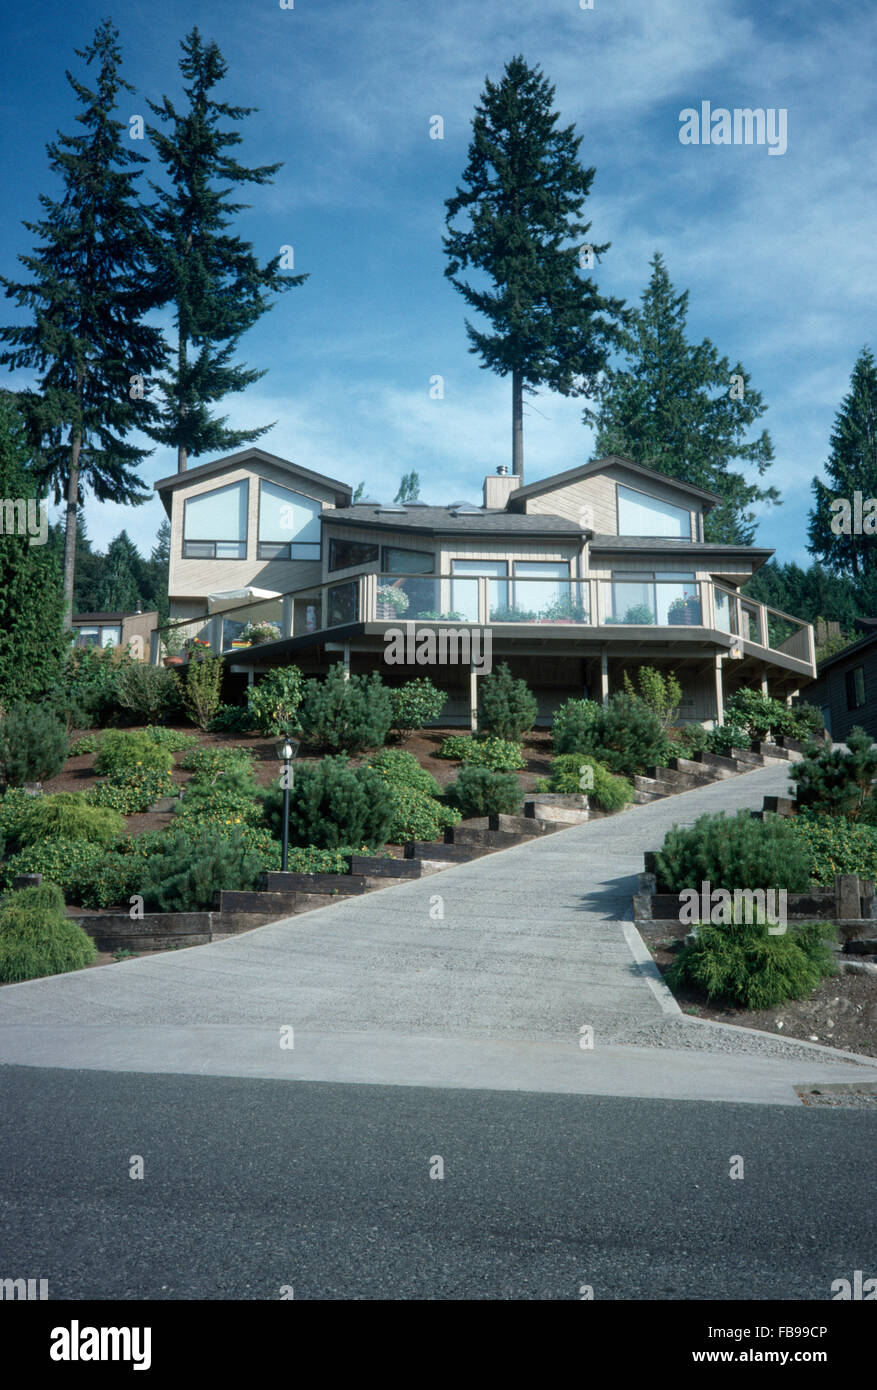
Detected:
[163,656,184,667]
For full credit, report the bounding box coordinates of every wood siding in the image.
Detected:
[522,461,702,539]
[805,643,877,741]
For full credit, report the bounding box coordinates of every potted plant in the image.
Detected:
[621,603,656,625]
[539,595,589,624]
[184,636,211,660]
[376,584,410,619]
[162,631,185,667]
[241,620,281,646]
[667,595,702,625]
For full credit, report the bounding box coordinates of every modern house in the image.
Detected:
[70,609,158,661]
[153,447,816,727]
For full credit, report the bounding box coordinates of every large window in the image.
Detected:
[258,480,321,560]
[183,480,248,559]
[617,484,691,539]
[451,559,507,621]
[511,561,570,617]
[846,666,866,711]
[75,624,122,648]
[381,545,435,574]
[329,537,379,572]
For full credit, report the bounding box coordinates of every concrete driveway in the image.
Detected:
[2,762,876,1104]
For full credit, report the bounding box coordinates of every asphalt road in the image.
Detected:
[1,1065,874,1301]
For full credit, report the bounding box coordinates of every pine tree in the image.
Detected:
[145,27,306,472]
[394,471,421,503]
[145,518,171,625]
[808,347,877,598]
[589,253,777,544]
[0,20,166,612]
[444,56,624,477]
[0,397,68,705]
[96,531,146,612]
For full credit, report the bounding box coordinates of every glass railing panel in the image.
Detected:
[375,575,478,622]
[327,580,359,627]
[601,580,702,626]
[489,577,590,624]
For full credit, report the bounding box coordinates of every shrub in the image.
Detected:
[0,706,68,786]
[789,727,877,819]
[0,882,97,982]
[0,837,106,896]
[477,662,538,741]
[264,755,394,850]
[654,810,812,893]
[86,768,175,815]
[57,645,131,727]
[387,786,461,842]
[671,724,709,757]
[281,846,370,874]
[437,735,526,771]
[114,662,181,723]
[247,666,305,736]
[15,792,125,847]
[176,653,224,730]
[94,731,174,778]
[666,917,836,1010]
[724,689,787,741]
[175,764,264,827]
[623,667,681,730]
[573,692,669,778]
[786,813,877,885]
[209,703,256,734]
[542,754,633,812]
[783,703,825,741]
[446,765,521,818]
[0,787,34,848]
[552,698,603,755]
[179,744,254,776]
[297,668,393,752]
[142,726,199,752]
[388,679,447,740]
[367,748,441,796]
[68,732,101,757]
[707,725,749,757]
[139,827,265,912]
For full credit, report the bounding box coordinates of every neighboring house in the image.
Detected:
[71,610,158,662]
[153,448,816,727]
[803,620,877,741]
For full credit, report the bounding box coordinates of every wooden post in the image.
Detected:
[600,647,609,706]
[469,662,478,732]
[342,643,351,680]
[714,651,724,725]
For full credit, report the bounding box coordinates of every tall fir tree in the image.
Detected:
[145,518,171,625]
[0,20,165,612]
[444,56,624,477]
[145,27,305,472]
[394,471,421,503]
[808,347,877,606]
[0,397,69,705]
[589,253,777,544]
[95,530,147,612]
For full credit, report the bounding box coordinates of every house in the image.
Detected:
[801,619,877,741]
[153,448,816,727]
[70,609,158,661]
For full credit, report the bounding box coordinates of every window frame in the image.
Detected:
[182,479,249,560]
[257,478,322,561]
[845,665,866,711]
[616,482,692,540]
[380,544,435,574]
[328,537,380,572]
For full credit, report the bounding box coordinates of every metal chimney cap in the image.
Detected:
[496,464,508,476]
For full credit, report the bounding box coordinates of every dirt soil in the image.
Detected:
[644,931,877,1058]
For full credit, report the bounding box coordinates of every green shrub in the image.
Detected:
[543,754,633,812]
[16,792,125,848]
[478,662,538,741]
[298,668,393,752]
[724,689,787,741]
[114,662,181,723]
[68,733,101,757]
[209,703,256,734]
[552,698,603,755]
[0,882,97,982]
[0,837,106,896]
[86,768,175,815]
[176,653,224,730]
[790,727,877,819]
[0,706,68,786]
[281,845,374,874]
[388,679,447,739]
[666,918,836,1009]
[142,726,199,752]
[367,748,441,796]
[387,786,461,842]
[437,734,526,771]
[264,755,394,850]
[446,765,521,818]
[72,850,144,910]
[571,692,668,778]
[783,703,825,741]
[175,764,264,827]
[707,725,749,757]
[671,724,710,757]
[623,667,681,730]
[179,744,254,776]
[0,787,34,848]
[94,730,174,778]
[654,810,812,893]
[247,666,305,736]
[786,813,877,885]
[57,645,131,727]
[140,827,265,912]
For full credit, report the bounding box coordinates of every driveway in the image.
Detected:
[2,762,876,1104]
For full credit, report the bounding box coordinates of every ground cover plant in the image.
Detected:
[0,881,97,983]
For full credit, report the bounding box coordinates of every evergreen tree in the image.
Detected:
[45,508,104,613]
[145,27,306,472]
[95,530,146,611]
[0,20,165,611]
[589,253,777,543]
[394,471,421,503]
[144,518,171,625]
[0,397,68,705]
[807,347,877,596]
[444,55,624,477]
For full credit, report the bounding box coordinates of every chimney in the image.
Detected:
[483,464,522,510]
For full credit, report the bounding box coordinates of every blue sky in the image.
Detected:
[1,0,874,564]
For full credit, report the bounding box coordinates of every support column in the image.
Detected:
[600,647,609,707]
[247,667,255,688]
[760,669,769,696]
[342,643,351,680]
[714,651,725,726]
[281,596,294,639]
[469,663,478,732]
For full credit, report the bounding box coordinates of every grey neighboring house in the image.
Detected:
[70,610,158,662]
[803,620,877,740]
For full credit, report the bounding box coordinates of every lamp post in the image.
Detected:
[276,737,300,872]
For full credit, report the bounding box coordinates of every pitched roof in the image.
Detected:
[589,534,773,557]
[153,447,352,512]
[324,506,584,537]
[506,455,723,509]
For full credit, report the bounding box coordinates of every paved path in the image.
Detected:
[2,763,876,1103]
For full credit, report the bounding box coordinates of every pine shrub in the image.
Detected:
[446,765,521,818]
[477,663,538,741]
[666,917,836,1010]
[16,792,125,848]
[552,698,603,755]
[264,755,394,850]
[790,726,877,819]
[571,692,668,778]
[140,827,265,912]
[654,811,812,893]
[0,706,68,786]
[542,754,633,811]
[0,882,97,983]
[297,668,393,752]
